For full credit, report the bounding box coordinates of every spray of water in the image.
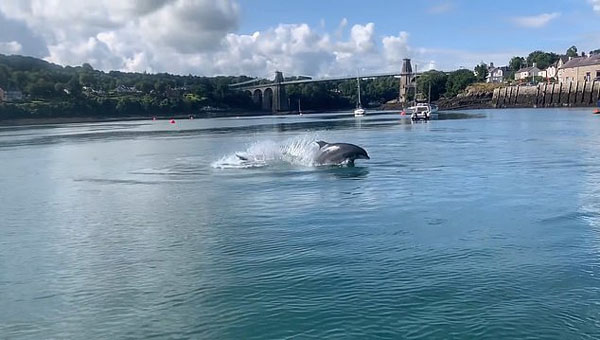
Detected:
[211,135,321,169]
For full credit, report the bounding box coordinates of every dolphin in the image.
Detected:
[314,141,370,166]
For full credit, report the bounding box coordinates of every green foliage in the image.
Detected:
[566,46,578,58]
[526,51,559,70]
[417,70,448,101]
[474,63,489,82]
[0,54,258,119]
[509,56,525,72]
[445,69,476,97]
[287,77,399,110]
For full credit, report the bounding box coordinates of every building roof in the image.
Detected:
[558,55,569,64]
[516,66,539,73]
[489,66,509,73]
[560,54,600,69]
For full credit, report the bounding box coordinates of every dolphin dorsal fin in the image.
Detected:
[316,141,328,148]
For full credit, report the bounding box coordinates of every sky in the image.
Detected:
[0,0,599,78]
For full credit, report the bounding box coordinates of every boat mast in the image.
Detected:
[357,76,362,108]
[414,63,418,106]
[428,81,431,104]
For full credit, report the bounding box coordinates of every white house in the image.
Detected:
[486,66,510,83]
[544,56,569,80]
[515,63,542,81]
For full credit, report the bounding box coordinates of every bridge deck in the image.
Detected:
[231,71,421,90]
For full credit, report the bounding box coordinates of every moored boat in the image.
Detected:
[354,76,366,117]
[406,103,438,120]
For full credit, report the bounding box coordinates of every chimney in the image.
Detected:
[489,62,494,68]
[532,62,537,68]
[568,56,573,61]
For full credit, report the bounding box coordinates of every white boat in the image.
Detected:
[406,103,438,120]
[354,77,366,117]
[354,107,366,116]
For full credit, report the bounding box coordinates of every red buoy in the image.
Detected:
[170,119,176,124]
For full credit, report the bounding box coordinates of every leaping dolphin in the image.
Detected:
[315,141,370,166]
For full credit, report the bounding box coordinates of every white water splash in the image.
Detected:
[211,135,321,169]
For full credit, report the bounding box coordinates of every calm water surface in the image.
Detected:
[2,109,600,339]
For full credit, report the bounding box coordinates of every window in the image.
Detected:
[586,72,591,81]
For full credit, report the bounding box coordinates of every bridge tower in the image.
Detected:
[271,71,289,112]
[399,58,415,105]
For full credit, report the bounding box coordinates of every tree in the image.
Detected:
[566,45,578,58]
[445,69,476,97]
[26,78,55,97]
[81,63,94,72]
[135,80,154,93]
[509,56,525,71]
[590,49,600,55]
[417,70,448,101]
[526,51,558,70]
[66,75,81,96]
[474,63,489,82]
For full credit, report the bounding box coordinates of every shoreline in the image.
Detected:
[1,105,598,127]
[0,108,352,127]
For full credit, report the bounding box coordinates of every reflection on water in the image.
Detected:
[0,111,478,149]
[318,166,370,179]
[3,109,600,339]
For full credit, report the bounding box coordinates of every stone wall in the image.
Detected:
[492,81,600,108]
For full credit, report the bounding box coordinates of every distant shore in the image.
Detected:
[3,102,599,127]
[0,111,264,127]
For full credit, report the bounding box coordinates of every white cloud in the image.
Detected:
[0,41,22,54]
[512,12,561,28]
[0,0,516,78]
[138,0,239,53]
[0,0,415,78]
[592,0,600,12]
[335,18,348,39]
[428,2,453,14]
[382,32,410,63]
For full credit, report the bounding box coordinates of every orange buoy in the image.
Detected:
[400,110,406,116]
[594,108,600,114]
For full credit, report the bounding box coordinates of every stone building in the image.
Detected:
[558,54,600,83]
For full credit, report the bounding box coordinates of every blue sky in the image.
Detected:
[239,0,599,54]
[0,0,598,77]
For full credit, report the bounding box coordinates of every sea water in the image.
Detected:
[2,109,600,339]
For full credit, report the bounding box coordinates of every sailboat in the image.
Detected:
[353,76,366,117]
